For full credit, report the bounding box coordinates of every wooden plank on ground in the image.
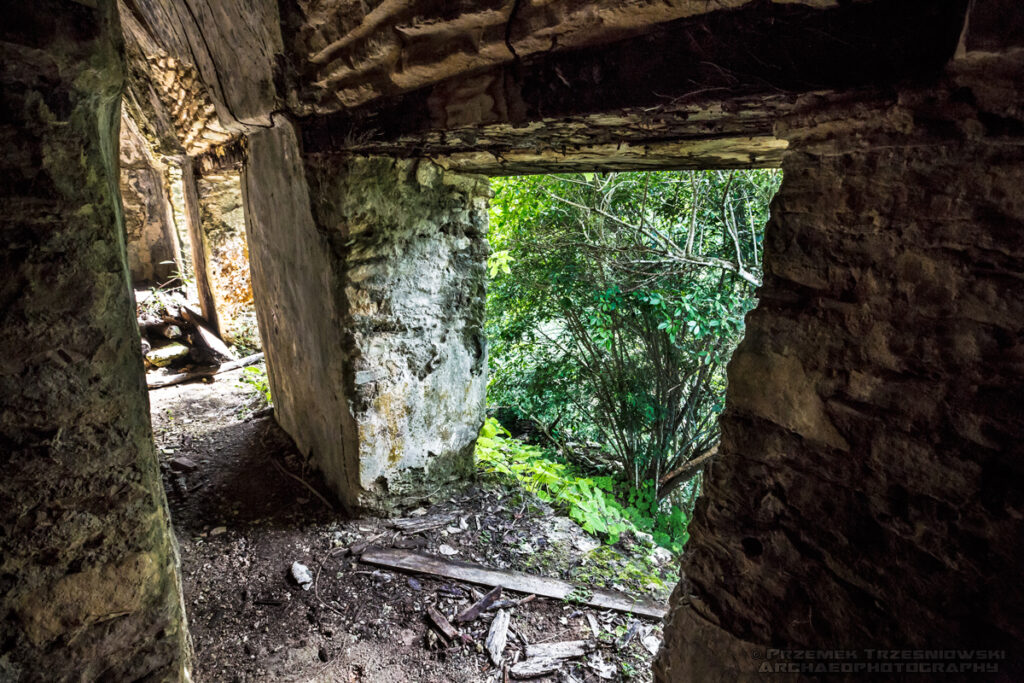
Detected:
[148,352,264,389]
[360,548,667,619]
[525,640,593,660]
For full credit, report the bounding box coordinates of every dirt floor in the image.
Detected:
[149,365,677,682]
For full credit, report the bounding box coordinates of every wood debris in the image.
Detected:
[455,585,501,623]
[586,612,601,638]
[485,608,510,666]
[425,604,460,642]
[615,619,642,649]
[390,513,456,534]
[361,548,666,618]
[148,352,264,389]
[510,657,562,679]
[524,640,593,659]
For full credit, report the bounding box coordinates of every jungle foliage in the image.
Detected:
[484,170,780,524]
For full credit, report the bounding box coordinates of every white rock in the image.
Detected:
[146,342,189,367]
[438,544,458,556]
[651,546,675,566]
[290,561,313,590]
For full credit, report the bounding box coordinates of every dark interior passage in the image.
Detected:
[1,0,1023,680]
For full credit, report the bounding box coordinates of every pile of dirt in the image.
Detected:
[151,369,676,681]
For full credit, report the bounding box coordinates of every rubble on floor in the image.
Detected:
[151,374,676,681]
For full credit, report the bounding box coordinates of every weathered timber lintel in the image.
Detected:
[298,0,968,172]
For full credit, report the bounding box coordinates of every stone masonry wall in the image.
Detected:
[0,1,190,680]
[304,155,489,509]
[120,112,181,286]
[199,172,259,349]
[244,121,488,511]
[656,51,1024,680]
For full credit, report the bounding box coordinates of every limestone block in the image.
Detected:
[147,342,190,367]
[244,123,488,511]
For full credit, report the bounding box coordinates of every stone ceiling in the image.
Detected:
[122,0,970,172]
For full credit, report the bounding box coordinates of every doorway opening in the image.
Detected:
[478,168,781,666]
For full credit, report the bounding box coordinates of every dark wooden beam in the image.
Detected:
[299,0,968,172]
[195,136,247,178]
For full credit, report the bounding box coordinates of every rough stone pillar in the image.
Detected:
[0,2,190,679]
[656,52,1024,681]
[243,121,488,511]
[181,156,221,335]
[120,112,182,286]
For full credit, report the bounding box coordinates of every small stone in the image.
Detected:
[161,324,183,339]
[210,526,227,536]
[146,342,190,367]
[318,646,329,662]
[354,370,377,385]
[408,577,422,591]
[641,631,661,656]
[438,544,458,556]
[290,561,313,590]
[651,546,674,566]
[169,456,198,473]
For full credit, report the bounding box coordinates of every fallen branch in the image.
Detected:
[270,457,335,512]
[657,443,719,500]
[147,352,264,389]
[361,548,666,619]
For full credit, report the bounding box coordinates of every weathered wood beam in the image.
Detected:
[361,548,667,619]
[180,156,220,335]
[300,0,968,173]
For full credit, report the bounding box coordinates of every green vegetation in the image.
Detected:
[238,363,272,406]
[477,417,695,553]
[483,169,780,549]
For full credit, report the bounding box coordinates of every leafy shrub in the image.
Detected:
[486,170,780,499]
[476,417,692,553]
[238,364,272,406]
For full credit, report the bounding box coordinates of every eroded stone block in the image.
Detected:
[245,121,488,511]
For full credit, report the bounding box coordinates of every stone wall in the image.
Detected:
[0,1,190,679]
[305,155,489,509]
[656,50,1024,680]
[244,121,488,511]
[245,122,489,509]
[198,173,258,348]
[120,112,181,285]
